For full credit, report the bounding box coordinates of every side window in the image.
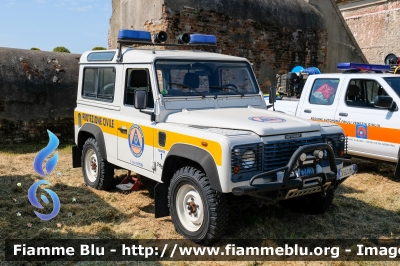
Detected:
[345,79,388,108]
[309,78,339,105]
[82,68,115,102]
[124,69,154,108]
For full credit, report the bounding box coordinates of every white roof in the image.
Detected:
[309,73,399,78]
[80,48,250,64]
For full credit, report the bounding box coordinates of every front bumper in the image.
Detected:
[231,143,356,199]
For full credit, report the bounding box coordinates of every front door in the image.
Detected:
[334,77,399,161]
[117,65,156,172]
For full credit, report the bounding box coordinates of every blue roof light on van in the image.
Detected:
[189,34,217,45]
[337,62,391,72]
[117,29,152,43]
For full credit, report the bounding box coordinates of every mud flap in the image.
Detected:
[72,145,81,168]
[395,157,400,179]
[394,149,400,179]
[154,182,170,218]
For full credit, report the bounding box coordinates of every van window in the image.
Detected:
[82,67,115,102]
[345,79,388,108]
[383,77,400,98]
[309,78,339,105]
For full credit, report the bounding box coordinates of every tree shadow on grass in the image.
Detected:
[352,157,397,180]
[223,183,400,241]
[0,174,165,265]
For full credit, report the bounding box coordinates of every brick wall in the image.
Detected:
[339,0,399,64]
[141,5,328,93]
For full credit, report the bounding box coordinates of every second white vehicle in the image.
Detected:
[267,63,400,177]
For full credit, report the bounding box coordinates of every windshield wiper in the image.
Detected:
[168,82,206,98]
[209,85,244,97]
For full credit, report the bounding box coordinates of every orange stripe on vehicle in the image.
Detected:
[334,122,400,144]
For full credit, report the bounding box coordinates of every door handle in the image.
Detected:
[304,109,312,113]
[118,127,127,134]
[339,112,348,117]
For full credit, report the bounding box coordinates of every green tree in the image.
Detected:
[53,46,70,53]
[30,47,40,50]
[92,46,107,50]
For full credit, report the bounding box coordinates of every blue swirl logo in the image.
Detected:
[29,130,61,220]
[28,180,61,220]
[33,130,59,176]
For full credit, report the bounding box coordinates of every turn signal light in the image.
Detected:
[233,165,240,174]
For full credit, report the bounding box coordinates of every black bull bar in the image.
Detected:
[232,143,341,196]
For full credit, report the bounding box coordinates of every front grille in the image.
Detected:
[263,136,323,172]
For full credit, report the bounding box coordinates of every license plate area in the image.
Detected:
[337,164,356,180]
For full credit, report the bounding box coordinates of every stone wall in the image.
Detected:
[0,47,80,144]
[109,0,366,92]
[337,0,399,64]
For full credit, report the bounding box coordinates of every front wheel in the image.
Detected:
[82,138,114,190]
[168,167,228,245]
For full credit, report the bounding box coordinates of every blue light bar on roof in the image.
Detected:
[337,62,390,72]
[118,29,152,43]
[189,34,217,45]
[303,67,321,75]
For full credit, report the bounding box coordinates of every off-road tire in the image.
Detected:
[168,166,228,245]
[282,189,335,214]
[82,138,114,190]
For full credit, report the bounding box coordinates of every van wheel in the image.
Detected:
[168,167,228,245]
[282,189,335,214]
[82,138,114,190]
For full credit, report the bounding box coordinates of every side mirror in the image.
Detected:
[134,90,148,109]
[374,95,393,109]
[269,86,277,104]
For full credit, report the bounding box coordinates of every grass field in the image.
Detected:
[1,143,400,265]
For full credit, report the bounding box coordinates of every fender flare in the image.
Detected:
[78,123,107,160]
[162,144,222,192]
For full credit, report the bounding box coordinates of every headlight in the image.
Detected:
[314,150,324,159]
[231,143,262,175]
[241,149,256,169]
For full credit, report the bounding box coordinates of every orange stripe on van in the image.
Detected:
[335,122,400,144]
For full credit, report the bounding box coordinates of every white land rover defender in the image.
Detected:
[72,29,356,244]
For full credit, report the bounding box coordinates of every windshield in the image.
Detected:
[155,60,259,97]
[383,77,400,98]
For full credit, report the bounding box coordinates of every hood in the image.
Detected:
[165,108,321,136]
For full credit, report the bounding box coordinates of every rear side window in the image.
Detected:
[82,67,116,102]
[309,78,339,105]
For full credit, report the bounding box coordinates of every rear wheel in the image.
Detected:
[82,138,114,190]
[168,166,228,245]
